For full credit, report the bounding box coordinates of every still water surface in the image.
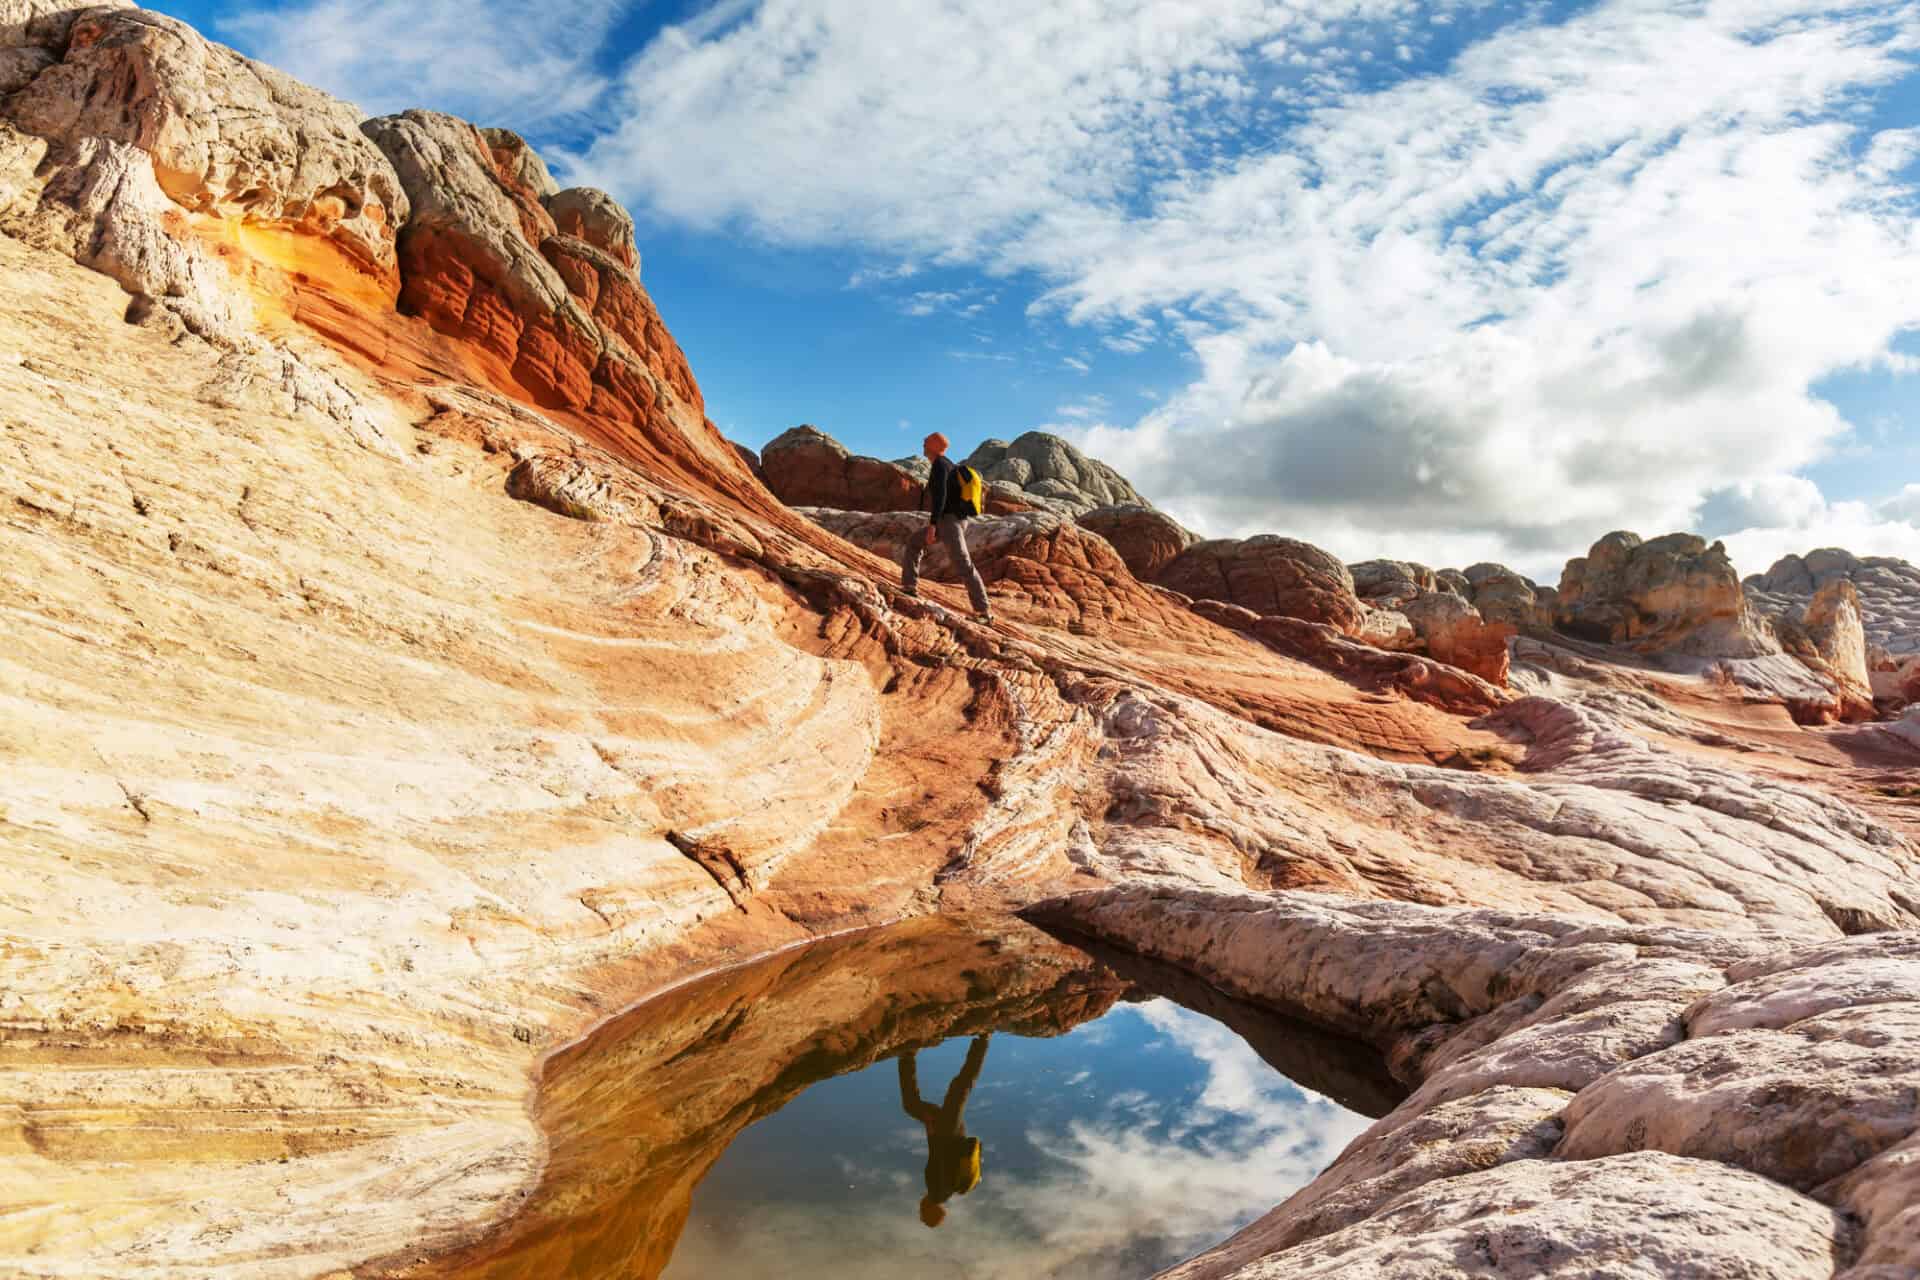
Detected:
[427,917,1394,1280]
[662,997,1371,1280]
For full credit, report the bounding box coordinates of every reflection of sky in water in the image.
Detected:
[661,997,1371,1280]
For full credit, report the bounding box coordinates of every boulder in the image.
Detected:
[961,431,1149,516]
[1156,535,1366,635]
[546,186,637,273]
[1555,530,1777,658]
[1463,564,1552,633]
[1074,503,1195,582]
[1400,590,1514,686]
[759,426,920,513]
[1348,560,1436,610]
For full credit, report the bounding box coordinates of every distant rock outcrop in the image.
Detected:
[759,425,921,513]
[1400,590,1515,686]
[1459,562,1556,632]
[964,431,1149,516]
[1157,536,1367,635]
[1555,531,1777,658]
[1746,549,1920,658]
[1075,503,1196,581]
[1766,579,1876,720]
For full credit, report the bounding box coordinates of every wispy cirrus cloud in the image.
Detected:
[218,0,629,125]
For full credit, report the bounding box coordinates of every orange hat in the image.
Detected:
[924,432,950,455]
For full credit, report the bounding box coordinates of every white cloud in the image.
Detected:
[220,0,1920,574]
[1882,484,1920,523]
[220,0,628,125]
[564,0,1920,573]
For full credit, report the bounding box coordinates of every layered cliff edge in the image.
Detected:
[0,6,1916,1278]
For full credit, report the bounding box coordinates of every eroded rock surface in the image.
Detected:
[1556,530,1777,658]
[1,10,1917,1279]
[760,423,921,512]
[1158,535,1367,635]
[1027,887,1918,1280]
[965,430,1149,515]
[1075,502,1196,581]
[1749,548,1920,658]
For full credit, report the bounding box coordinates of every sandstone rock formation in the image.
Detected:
[1460,561,1556,632]
[1748,548,1920,658]
[1400,589,1515,685]
[1075,502,1197,581]
[964,431,1149,515]
[1,9,1917,1280]
[1158,535,1368,634]
[1349,558,1439,610]
[1556,531,1777,658]
[758,423,922,512]
[9,6,407,298]
[1766,578,1877,721]
[1027,887,1920,1280]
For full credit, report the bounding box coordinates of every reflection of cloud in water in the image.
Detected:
[665,1001,1369,1280]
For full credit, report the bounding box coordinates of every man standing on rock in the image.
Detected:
[901,432,993,623]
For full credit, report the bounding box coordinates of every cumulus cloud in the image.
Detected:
[561,0,1920,573]
[214,0,1920,574]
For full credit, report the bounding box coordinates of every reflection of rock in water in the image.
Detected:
[402,916,1127,1280]
[1055,934,1405,1121]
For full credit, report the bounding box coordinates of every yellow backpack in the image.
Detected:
[954,1136,983,1194]
[953,465,986,518]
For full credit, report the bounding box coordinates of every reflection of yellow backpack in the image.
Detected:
[955,1137,982,1194]
[953,465,986,518]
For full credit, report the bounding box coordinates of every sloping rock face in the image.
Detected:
[1075,502,1196,581]
[1158,536,1367,634]
[1556,531,1777,658]
[759,424,921,512]
[1027,888,1920,1280]
[965,431,1150,515]
[1748,549,1920,658]
[359,109,729,493]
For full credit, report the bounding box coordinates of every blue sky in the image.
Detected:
[150,0,1920,580]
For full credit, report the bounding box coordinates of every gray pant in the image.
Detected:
[901,515,990,614]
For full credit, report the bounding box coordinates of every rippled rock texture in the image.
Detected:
[1027,887,1920,1280]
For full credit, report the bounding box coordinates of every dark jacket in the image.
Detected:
[924,455,960,521]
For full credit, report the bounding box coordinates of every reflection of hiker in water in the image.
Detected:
[898,1034,990,1228]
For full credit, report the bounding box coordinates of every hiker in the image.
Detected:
[897,1035,991,1228]
[901,432,993,623]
